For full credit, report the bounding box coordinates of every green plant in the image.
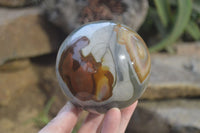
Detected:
[139,0,200,53]
[33,97,55,127]
[72,120,83,133]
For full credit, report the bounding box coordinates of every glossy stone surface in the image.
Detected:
[56,21,151,113]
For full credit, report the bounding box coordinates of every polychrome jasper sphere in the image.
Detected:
[56,21,151,113]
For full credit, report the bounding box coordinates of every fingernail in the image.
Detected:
[57,102,75,115]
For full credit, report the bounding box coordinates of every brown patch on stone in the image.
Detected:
[58,36,113,101]
[115,25,151,83]
[79,0,113,24]
[100,0,127,14]
[79,0,127,24]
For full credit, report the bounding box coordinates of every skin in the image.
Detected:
[39,101,138,133]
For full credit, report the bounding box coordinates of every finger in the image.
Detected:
[101,108,121,133]
[39,102,82,133]
[78,112,104,133]
[118,101,138,133]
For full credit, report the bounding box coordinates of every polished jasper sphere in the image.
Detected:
[56,21,151,113]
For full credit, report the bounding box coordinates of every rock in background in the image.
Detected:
[0,2,65,133]
[0,7,65,65]
[142,43,200,100]
[127,43,200,133]
[42,0,149,33]
[0,0,42,7]
[1,0,200,133]
[139,99,200,133]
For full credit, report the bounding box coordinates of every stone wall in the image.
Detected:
[1,0,200,133]
[0,1,66,132]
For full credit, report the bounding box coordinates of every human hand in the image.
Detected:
[39,101,138,133]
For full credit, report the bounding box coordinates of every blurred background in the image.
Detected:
[0,0,200,133]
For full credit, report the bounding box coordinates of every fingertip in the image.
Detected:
[58,102,82,115]
[101,108,121,133]
[122,101,138,113]
[119,101,138,133]
[39,102,82,133]
[107,107,121,117]
[78,112,104,133]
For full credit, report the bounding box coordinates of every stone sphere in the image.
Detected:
[56,21,151,113]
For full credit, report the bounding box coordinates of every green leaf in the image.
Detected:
[185,20,200,40]
[154,0,170,27]
[150,0,192,52]
[193,0,200,14]
[33,97,55,127]
[168,0,177,5]
[44,96,55,115]
[149,7,167,36]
